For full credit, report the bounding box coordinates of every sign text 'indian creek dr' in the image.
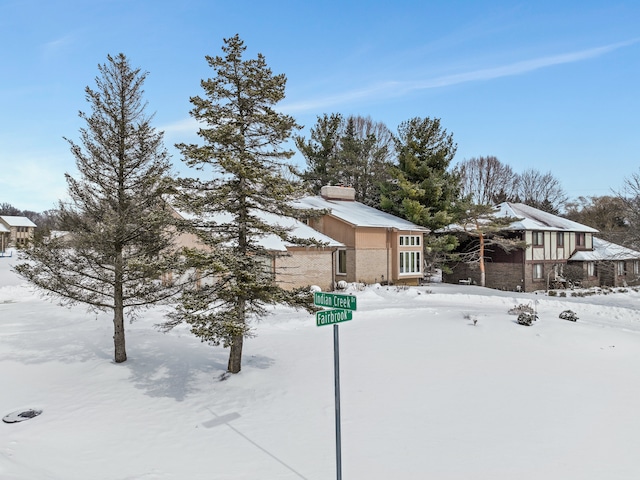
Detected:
[313,292,357,311]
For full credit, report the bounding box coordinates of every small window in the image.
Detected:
[634,261,639,275]
[557,232,564,247]
[617,261,625,276]
[337,249,347,275]
[576,233,586,247]
[532,231,544,246]
[587,262,596,277]
[533,263,544,279]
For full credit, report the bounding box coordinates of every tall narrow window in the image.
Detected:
[576,233,585,247]
[557,232,564,247]
[337,249,347,275]
[617,261,625,276]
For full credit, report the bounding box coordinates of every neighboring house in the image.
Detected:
[0,223,10,254]
[295,186,429,287]
[443,202,601,292]
[0,215,37,248]
[171,208,344,292]
[570,237,640,288]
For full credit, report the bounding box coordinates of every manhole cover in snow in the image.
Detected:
[3,409,43,423]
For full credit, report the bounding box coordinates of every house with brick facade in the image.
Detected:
[171,208,343,292]
[0,215,37,250]
[294,186,429,287]
[570,237,640,288]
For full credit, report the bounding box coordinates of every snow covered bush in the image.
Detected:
[516,312,537,326]
[559,310,578,322]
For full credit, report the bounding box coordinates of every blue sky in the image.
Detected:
[1,0,639,212]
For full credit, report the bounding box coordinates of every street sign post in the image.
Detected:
[313,292,357,480]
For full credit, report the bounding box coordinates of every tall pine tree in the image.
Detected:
[380,117,461,272]
[166,35,315,374]
[15,54,180,363]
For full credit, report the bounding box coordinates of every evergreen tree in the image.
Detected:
[165,35,315,374]
[15,54,180,363]
[295,113,343,194]
[444,203,525,287]
[296,114,393,205]
[380,117,461,271]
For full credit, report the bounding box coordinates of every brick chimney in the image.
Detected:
[320,185,356,201]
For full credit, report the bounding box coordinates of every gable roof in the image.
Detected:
[173,208,343,252]
[294,196,429,232]
[0,215,37,228]
[570,237,640,262]
[496,202,598,233]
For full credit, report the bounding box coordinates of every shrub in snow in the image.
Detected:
[309,285,322,293]
[559,310,578,322]
[508,303,534,315]
[517,312,537,326]
[336,280,348,290]
[547,290,557,297]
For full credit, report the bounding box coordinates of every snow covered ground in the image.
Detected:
[2,252,640,479]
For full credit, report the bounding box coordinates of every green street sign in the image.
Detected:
[313,292,357,311]
[316,309,353,327]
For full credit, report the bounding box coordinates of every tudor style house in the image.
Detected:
[295,186,429,287]
[442,202,638,291]
[0,215,37,250]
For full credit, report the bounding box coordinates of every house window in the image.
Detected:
[399,251,421,275]
[576,233,585,247]
[617,261,625,276]
[337,249,347,275]
[634,261,639,276]
[532,231,544,246]
[587,262,596,277]
[533,263,544,279]
[557,232,564,247]
[399,235,421,246]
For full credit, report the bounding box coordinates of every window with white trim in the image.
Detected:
[587,262,596,277]
[617,261,626,276]
[634,261,639,276]
[399,235,421,247]
[399,251,421,275]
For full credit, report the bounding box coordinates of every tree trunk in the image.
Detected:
[113,307,127,363]
[227,335,244,373]
[113,251,127,363]
[479,233,486,287]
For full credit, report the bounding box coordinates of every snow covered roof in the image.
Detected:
[496,203,598,233]
[174,208,343,252]
[570,237,640,262]
[0,223,9,233]
[0,215,37,228]
[293,196,429,232]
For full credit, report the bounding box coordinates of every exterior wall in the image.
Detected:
[524,231,594,262]
[275,248,335,291]
[353,248,389,284]
[309,216,356,247]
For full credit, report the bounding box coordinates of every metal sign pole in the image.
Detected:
[334,323,342,480]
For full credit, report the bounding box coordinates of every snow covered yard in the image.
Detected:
[2,255,640,479]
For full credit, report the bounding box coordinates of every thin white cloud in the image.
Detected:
[282,39,639,113]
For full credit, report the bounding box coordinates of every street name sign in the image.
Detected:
[313,292,357,311]
[316,309,353,327]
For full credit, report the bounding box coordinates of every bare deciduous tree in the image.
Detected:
[456,156,518,204]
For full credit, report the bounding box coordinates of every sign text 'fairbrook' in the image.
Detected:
[316,309,353,327]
